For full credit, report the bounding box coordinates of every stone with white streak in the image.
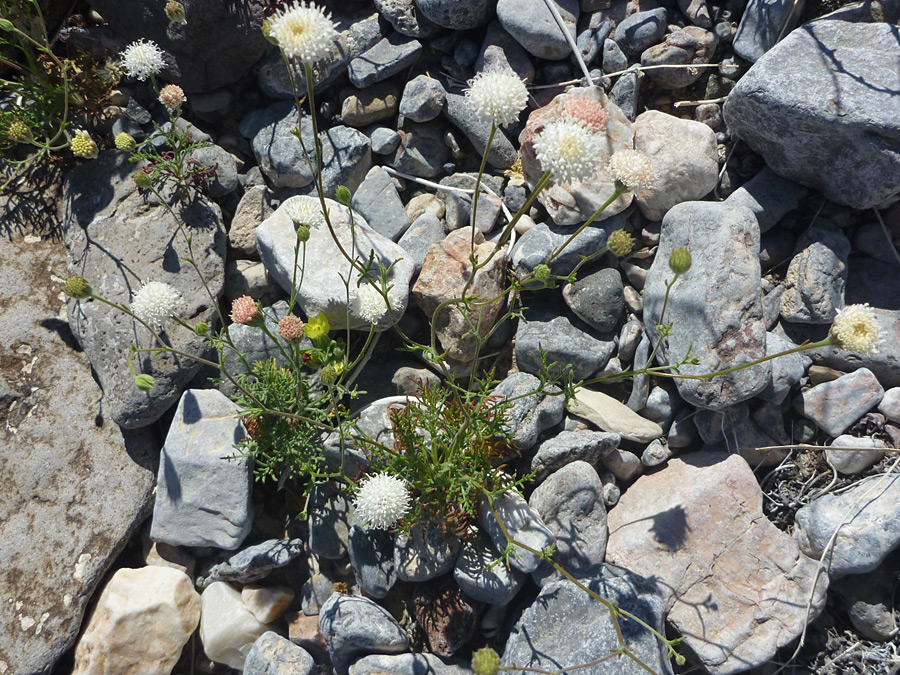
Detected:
[793,368,884,437]
[568,387,663,442]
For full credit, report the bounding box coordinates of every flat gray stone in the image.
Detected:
[150,389,253,550]
[614,8,668,56]
[388,122,450,178]
[348,33,423,88]
[496,0,579,60]
[733,0,796,62]
[348,526,396,599]
[562,267,624,333]
[825,435,886,475]
[494,372,566,451]
[351,653,473,675]
[242,101,316,189]
[794,367,884,437]
[319,593,409,675]
[643,201,770,410]
[641,26,717,90]
[245,631,315,675]
[399,74,446,123]
[758,331,811,405]
[197,539,304,588]
[724,167,808,234]
[414,0,491,29]
[477,491,556,574]
[453,531,527,606]
[394,522,461,582]
[780,223,850,324]
[398,213,445,273]
[350,166,411,241]
[444,92,518,170]
[723,22,900,209]
[531,430,620,481]
[569,388,664,443]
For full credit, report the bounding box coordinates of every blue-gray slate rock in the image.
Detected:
[609,65,641,122]
[780,223,850,324]
[577,19,613,67]
[476,20,536,83]
[374,0,440,38]
[641,383,680,427]
[496,0,579,60]
[188,144,239,198]
[793,367,884,437]
[150,389,252,550]
[241,101,316,189]
[602,37,628,74]
[643,201,771,410]
[63,151,225,429]
[245,632,315,675]
[641,438,674,467]
[723,21,900,210]
[562,267,624,333]
[444,92,519,169]
[351,166,411,242]
[293,125,372,199]
[351,653,474,675]
[477,491,556,573]
[693,402,785,465]
[414,0,492,29]
[640,26,718,89]
[399,74,446,123]
[724,167,808,234]
[494,372,566,450]
[530,430,620,482]
[319,593,410,675]
[197,539,304,588]
[758,331,811,405]
[501,567,672,675]
[398,213,446,273]
[732,0,796,62]
[389,122,450,178]
[394,521,461,582]
[614,8,668,56]
[348,33,423,88]
[309,482,353,560]
[453,531,527,606]
[794,474,900,578]
[348,525,396,598]
[370,126,402,155]
[529,461,609,586]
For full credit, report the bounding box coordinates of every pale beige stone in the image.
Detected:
[73,567,200,675]
[200,581,271,670]
[569,387,663,442]
[241,585,295,624]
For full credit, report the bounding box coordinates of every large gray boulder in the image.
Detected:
[724,21,900,209]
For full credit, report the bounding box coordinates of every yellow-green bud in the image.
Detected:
[335,185,352,205]
[164,0,187,24]
[133,171,152,189]
[194,321,209,336]
[114,132,136,151]
[319,363,339,385]
[0,19,16,32]
[261,17,278,45]
[7,120,31,143]
[70,130,98,159]
[134,373,156,391]
[471,647,500,675]
[295,224,310,242]
[608,229,635,257]
[668,247,692,275]
[533,264,551,282]
[64,275,92,299]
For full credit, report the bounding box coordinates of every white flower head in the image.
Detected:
[351,283,404,325]
[284,195,327,229]
[830,303,882,355]
[131,281,180,329]
[533,120,605,185]
[119,39,166,81]
[608,148,655,191]
[268,1,339,64]
[354,472,411,530]
[465,68,529,128]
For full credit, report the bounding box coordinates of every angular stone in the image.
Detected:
[643,201,770,410]
[350,165,411,242]
[242,101,316,189]
[562,267,625,333]
[794,474,900,578]
[723,167,808,234]
[733,0,795,62]
[256,196,415,331]
[494,372,566,451]
[398,213,445,273]
[200,581,271,670]
[496,0,578,60]
[63,152,225,429]
[794,367,884,437]
[394,521,461,582]
[530,430,620,481]
[196,539,304,588]
[348,33,423,88]
[318,593,409,675]
[569,388,663,442]
[245,632,314,675]
[242,586,295,625]
[340,82,399,127]
[351,653,473,675]
[73,567,200,675]
[229,185,272,258]
[723,22,900,210]
[388,122,450,178]
[780,223,850,324]
[641,27,717,89]
[606,452,828,675]
[348,526,396,599]
[454,531,526,606]
[414,0,492,29]
[758,331,811,405]
[477,491,556,573]
[444,92,518,170]
[374,0,441,38]
[150,389,253,550]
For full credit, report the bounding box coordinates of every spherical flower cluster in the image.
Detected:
[533,120,604,185]
[830,303,882,355]
[471,647,501,675]
[119,39,166,81]
[608,148,655,191]
[668,247,692,275]
[230,295,260,325]
[267,1,338,64]
[351,283,404,325]
[284,196,327,230]
[131,281,180,329]
[607,229,636,257]
[277,315,305,341]
[134,374,156,392]
[353,472,411,530]
[64,275,92,300]
[465,68,529,128]
[114,132,136,151]
[70,130,98,159]
[7,120,31,143]
[158,84,186,112]
[564,98,608,133]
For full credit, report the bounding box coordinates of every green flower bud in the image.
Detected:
[114,132,136,151]
[164,0,187,24]
[608,229,636,257]
[64,275,92,300]
[133,171,152,189]
[533,264,551,282]
[319,363,338,385]
[194,321,209,336]
[471,647,500,675]
[134,373,156,391]
[335,185,352,205]
[295,224,310,242]
[668,247,692,275]
[7,120,31,143]
[0,19,16,32]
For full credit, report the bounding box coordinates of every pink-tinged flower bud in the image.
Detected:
[230,295,261,326]
[277,315,305,341]
[158,84,186,112]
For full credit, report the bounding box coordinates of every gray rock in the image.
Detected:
[229,185,273,258]
[641,383,679,427]
[617,318,642,364]
[436,173,504,231]
[189,144,239,198]
[0,232,156,674]
[643,201,771,410]
[389,122,450,178]
[794,367,884,437]
[63,152,225,429]
[733,0,797,62]
[531,430,620,481]
[293,125,372,199]
[340,82,400,128]
[243,101,316,189]
[348,526,396,599]
[562,267,624,333]
[570,387,664,443]
[641,439,674,467]
[351,166,411,242]
[501,568,671,675]
[794,473,900,578]
[667,406,698,448]
[602,37,628,74]
[351,653,473,675]
[369,126,402,155]
[625,332,650,411]
[348,33,423,88]
[494,372,566,451]
[476,21,536,83]
[680,0,713,27]
[300,571,337,616]
[723,22,900,210]
[444,92,519,170]
[309,482,352,560]
[258,11,384,98]
[397,213,446,273]
[399,74,446,123]
[515,303,616,381]
[223,260,283,308]
[724,167,808,234]
[825,435,887,475]
[810,310,900,389]
[319,593,409,675]
[760,230,796,272]
[609,65,640,122]
[374,0,441,38]
[496,0,579,60]
[150,389,252,550]
[780,223,850,324]
[614,8,668,56]
[577,19,613,67]
[693,403,785,466]
[641,27,718,89]
[197,539,304,588]
[478,491,556,573]
[454,531,527,606]
[878,387,900,423]
[395,521,461,582]
[832,550,900,641]
[758,331,812,405]
[245,631,315,675]
[414,0,492,29]
[529,462,609,586]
